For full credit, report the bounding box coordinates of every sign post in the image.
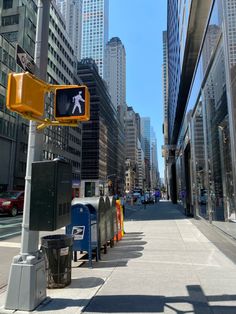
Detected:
[16,44,36,74]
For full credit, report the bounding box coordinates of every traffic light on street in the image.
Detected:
[54,85,90,121]
[6,72,47,117]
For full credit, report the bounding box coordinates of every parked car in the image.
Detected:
[0,191,24,216]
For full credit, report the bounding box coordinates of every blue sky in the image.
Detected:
[109,0,167,178]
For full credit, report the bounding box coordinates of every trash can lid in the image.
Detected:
[41,234,73,248]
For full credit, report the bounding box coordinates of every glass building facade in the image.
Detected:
[168,0,236,239]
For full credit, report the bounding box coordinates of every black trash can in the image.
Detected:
[41,234,73,288]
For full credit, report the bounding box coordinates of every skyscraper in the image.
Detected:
[55,0,82,60]
[141,117,151,189]
[81,0,109,78]
[150,127,159,189]
[167,0,212,203]
[162,30,168,188]
[104,37,126,122]
[0,1,82,191]
[124,107,140,189]
[77,58,118,196]
[104,37,126,193]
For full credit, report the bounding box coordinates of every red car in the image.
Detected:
[0,191,24,217]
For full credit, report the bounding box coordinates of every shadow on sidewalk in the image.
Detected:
[80,232,147,269]
[82,285,236,313]
[36,285,236,313]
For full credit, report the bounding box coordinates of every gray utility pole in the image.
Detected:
[5,0,51,311]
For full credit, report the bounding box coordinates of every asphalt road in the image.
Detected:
[0,215,22,240]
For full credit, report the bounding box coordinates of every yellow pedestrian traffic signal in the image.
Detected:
[6,72,47,118]
[6,72,90,127]
[54,85,90,121]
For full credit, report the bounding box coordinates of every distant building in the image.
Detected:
[150,127,159,189]
[77,58,118,197]
[137,139,145,190]
[104,36,126,193]
[124,107,139,187]
[104,37,126,123]
[55,0,82,61]
[141,117,151,189]
[81,0,109,78]
[125,158,136,193]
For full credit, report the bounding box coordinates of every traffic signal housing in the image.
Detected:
[54,85,90,122]
[6,72,47,118]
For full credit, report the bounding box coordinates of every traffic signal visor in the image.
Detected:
[6,72,47,117]
[54,85,90,122]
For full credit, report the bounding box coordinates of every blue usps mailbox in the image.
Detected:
[72,197,107,257]
[66,203,99,267]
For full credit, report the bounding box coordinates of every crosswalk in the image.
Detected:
[0,216,22,240]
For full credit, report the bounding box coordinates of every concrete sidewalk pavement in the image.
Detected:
[1,201,236,313]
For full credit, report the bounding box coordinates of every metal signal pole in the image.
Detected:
[5,0,51,311]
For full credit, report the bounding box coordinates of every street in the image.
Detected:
[0,216,22,240]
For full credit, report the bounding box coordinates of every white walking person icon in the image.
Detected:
[72,91,85,114]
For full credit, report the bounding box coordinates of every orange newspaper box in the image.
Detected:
[115,200,123,241]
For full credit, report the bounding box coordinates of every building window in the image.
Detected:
[2,14,19,26]
[3,0,13,9]
[1,72,7,87]
[0,94,5,110]
[2,31,17,42]
[2,49,8,65]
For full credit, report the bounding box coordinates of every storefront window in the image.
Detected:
[202,41,229,222]
[222,0,236,233]
[191,100,208,219]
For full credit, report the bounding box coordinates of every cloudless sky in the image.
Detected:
[109,0,167,178]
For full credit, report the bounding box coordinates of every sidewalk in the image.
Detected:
[1,201,236,313]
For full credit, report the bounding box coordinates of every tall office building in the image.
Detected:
[104,37,126,122]
[77,58,118,196]
[0,0,37,190]
[150,127,159,189]
[104,37,126,193]
[167,0,212,202]
[0,1,82,191]
[162,30,169,189]
[81,0,109,78]
[125,107,139,166]
[162,31,168,129]
[166,0,236,240]
[141,117,151,189]
[141,118,151,161]
[55,0,82,60]
[137,139,145,190]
